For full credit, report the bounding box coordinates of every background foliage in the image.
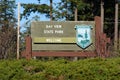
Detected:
[0,0,17,59]
[21,0,120,56]
[0,0,120,59]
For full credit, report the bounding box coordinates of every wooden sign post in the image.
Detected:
[22,17,111,59]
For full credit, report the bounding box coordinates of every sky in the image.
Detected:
[16,0,50,22]
[15,0,60,31]
[16,0,60,20]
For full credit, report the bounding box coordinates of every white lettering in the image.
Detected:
[55,30,63,34]
[46,25,62,28]
[46,38,62,42]
[54,25,62,28]
[44,30,53,34]
[46,25,53,28]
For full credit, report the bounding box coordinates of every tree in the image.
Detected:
[21,0,54,20]
[50,0,53,21]
[21,0,94,21]
[37,0,53,20]
[104,1,115,37]
[0,0,17,59]
[55,0,93,21]
[82,0,101,16]
[0,0,16,27]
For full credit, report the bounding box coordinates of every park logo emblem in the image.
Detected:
[75,25,92,49]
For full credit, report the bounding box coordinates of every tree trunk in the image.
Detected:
[101,0,104,33]
[74,6,78,61]
[114,2,118,50]
[118,30,120,50]
[50,0,53,21]
[74,7,78,21]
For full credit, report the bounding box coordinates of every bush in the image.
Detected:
[0,58,120,80]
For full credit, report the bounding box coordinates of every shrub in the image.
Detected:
[0,58,120,80]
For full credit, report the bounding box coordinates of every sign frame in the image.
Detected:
[31,21,95,51]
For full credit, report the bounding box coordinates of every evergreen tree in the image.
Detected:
[0,0,17,59]
[21,0,51,20]
[0,0,16,27]
[55,0,93,21]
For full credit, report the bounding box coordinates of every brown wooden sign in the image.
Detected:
[31,21,95,51]
[21,16,111,59]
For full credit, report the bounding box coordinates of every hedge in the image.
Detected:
[0,58,120,80]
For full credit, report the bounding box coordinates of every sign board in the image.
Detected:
[31,21,95,51]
